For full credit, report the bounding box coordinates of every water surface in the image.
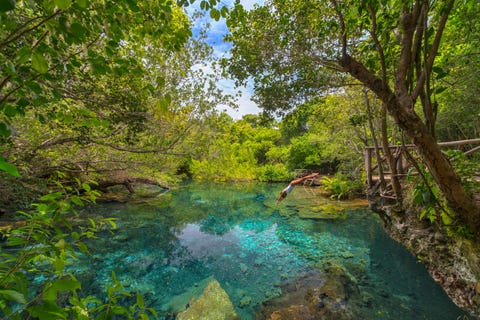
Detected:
[73,181,469,319]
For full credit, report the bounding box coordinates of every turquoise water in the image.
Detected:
[72,182,469,319]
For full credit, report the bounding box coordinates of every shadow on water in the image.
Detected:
[71,181,470,319]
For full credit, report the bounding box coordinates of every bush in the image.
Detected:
[0,182,156,319]
[321,173,364,200]
[257,164,292,182]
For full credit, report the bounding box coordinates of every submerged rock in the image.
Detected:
[239,295,252,308]
[298,204,346,220]
[258,267,361,320]
[176,279,240,320]
[269,305,312,320]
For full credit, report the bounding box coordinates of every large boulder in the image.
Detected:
[176,279,240,320]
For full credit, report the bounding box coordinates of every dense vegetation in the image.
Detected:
[0,0,479,318]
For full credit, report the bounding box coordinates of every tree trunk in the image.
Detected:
[96,177,170,193]
[341,54,480,235]
[393,102,480,227]
[380,101,403,201]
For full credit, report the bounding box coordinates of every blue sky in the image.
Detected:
[187,0,263,119]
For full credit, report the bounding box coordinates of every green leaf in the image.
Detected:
[220,5,229,18]
[0,290,26,304]
[0,0,16,12]
[0,122,10,138]
[77,242,89,253]
[31,52,49,74]
[5,61,16,76]
[107,219,117,229]
[157,94,171,113]
[70,22,87,41]
[44,278,81,301]
[4,104,18,117]
[6,236,28,246]
[0,156,20,177]
[210,8,221,21]
[432,66,448,80]
[54,0,72,10]
[39,191,63,202]
[136,293,145,308]
[76,0,87,8]
[70,195,84,206]
[53,256,65,273]
[28,302,66,319]
[71,231,80,240]
[55,238,66,250]
[434,86,447,94]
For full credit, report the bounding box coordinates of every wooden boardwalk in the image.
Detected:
[365,138,480,198]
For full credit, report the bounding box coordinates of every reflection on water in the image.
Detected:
[71,181,469,319]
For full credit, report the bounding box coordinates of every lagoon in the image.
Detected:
[72,181,469,319]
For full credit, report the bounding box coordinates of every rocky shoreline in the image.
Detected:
[369,197,480,319]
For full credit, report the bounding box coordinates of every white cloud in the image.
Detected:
[217,78,261,119]
[238,0,263,10]
[187,0,264,119]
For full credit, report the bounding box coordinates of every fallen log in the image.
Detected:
[95,177,170,193]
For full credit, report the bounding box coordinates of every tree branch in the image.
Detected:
[368,4,387,82]
[340,54,394,105]
[411,0,455,102]
[395,1,422,105]
[330,0,347,58]
[0,10,62,49]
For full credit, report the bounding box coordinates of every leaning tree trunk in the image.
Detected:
[392,99,480,231]
[341,54,480,235]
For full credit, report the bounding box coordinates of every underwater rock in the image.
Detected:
[161,278,212,315]
[235,288,247,298]
[258,267,361,320]
[239,295,252,308]
[298,204,346,220]
[269,305,313,320]
[239,263,249,273]
[176,279,240,320]
[341,251,354,259]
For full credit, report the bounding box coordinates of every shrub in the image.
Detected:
[0,182,155,319]
[257,164,292,182]
[321,173,364,200]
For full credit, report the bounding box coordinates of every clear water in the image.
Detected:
[71,181,470,319]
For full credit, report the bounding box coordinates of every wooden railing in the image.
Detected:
[365,138,480,193]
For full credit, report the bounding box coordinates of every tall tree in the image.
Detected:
[0,1,232,190]
[225,0,480,233]
[0,0,191,177]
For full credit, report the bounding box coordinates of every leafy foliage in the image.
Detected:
[321,173,364,200]
[444,150,480,195]
[224,0,480,232]
[435,2,480,141]
[256,163,291,182]
[407,152,477,239]
[0,182,127,319]
[0,0,233,318]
